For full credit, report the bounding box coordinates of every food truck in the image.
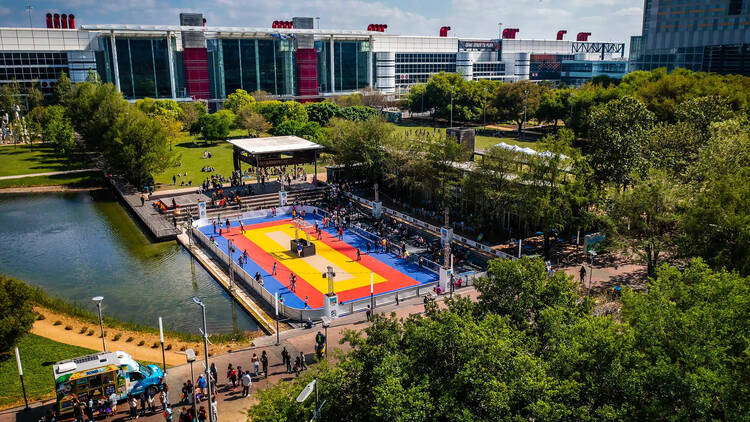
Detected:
[53,351,164,416]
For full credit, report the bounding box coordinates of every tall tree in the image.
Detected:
[586,95,655,188]
[223,89,255,114]
[236,107,270,137]
[493,80,544,133]
[0,276,36,354]
[325,116,395,184]
[54,72,74,107]
[606,169,680,276]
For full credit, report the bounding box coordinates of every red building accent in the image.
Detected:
[183,48,210,99]
[439,26,451,37]
[576,32,592,41]
[502,28,520,39]
[295,48,318,101]
[556,30,567,40]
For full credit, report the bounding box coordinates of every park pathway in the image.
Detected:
[0,287,479,422]
[0,168,99,180]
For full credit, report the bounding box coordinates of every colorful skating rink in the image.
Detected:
[198,213,438,309]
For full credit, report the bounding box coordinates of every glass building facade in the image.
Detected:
[394,53,456,89]
[630,0,750,75]
[99,36,174,99]
[209,38,295,98]
[317,40,371,93]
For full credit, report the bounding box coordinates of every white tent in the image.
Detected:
[493,142,567,160]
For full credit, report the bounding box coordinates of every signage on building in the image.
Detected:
[459,40,500,51]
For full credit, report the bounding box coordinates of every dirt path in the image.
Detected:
[0,168,99,180]
[0,186,104,194]
[30,308,256,366]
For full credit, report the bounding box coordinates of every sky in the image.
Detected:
[0,0,644,45]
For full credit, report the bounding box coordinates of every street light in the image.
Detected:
[158,317,166,374]
[15,347,29,410]
[522,88,529,140]
[92,296,106,351]
[587,250,597,295]
[191,297,215,422]
[296,378,326,420]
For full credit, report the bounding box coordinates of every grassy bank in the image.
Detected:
[25,279,248,344]
[0,334,94,408]
[0,144,92,177]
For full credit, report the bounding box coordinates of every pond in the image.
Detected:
[0,190,259,334]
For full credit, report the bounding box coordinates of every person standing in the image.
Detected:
[272,262,277,275]
[261,351,269,378]
[281,347,292,373]
[365,304,372,321]
[240,371,252,397]
[252,353,260,376]
[356,248,361,261]
[299,351,307,370]
[227,364,237,388]
[209,363,218,388]
[128,395,138,420]
[159,388,167,411]
[304,296,309,309]
[579,265,587,283]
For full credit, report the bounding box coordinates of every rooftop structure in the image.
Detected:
[0,12,628,101]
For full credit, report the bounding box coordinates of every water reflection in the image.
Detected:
[0,191,259,334]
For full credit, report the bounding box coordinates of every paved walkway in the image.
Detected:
[0,287,477,422]
[0,168,99,180]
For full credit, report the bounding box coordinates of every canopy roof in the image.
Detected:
[228,136,324,155]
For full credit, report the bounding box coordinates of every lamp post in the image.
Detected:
[158,317,166,374]
[587,250,597,295]
[274,292,280,346]
[370,272,375,312]
[227,238,234,290]
[449,86,454,127]
[191,297,215,422]
[15,347,29,410]
[92,296,106,351]
[522,88,529,140]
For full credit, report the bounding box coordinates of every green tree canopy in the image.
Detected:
[0,276,36,354]
[586,95,655,188]
[199,109,234,142]
[223,89,255,114]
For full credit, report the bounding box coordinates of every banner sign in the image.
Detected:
[198,201,207,219]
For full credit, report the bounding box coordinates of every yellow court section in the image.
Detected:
[243,223,388,294]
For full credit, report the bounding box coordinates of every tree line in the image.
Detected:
[333,68,750,278]
[247,257,750,421]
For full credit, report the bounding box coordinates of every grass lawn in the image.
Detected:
[154,129,326,190]
[0,171,104,189]
[391,122,539,151]
[0,144,92,177]
[0,334,95,409]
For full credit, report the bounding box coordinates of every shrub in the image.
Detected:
[113,333,122,341]
[165,344,172,351]
[100,331,107,338]
[64,325,72,330]
[126,336,134,343]
[151,342,159,349]
[137,340,145,346]
[179,346,186,351]
[87,330,94,336]
[79,326,88,334]
[36,313,46,321]
[53,320,62,326]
